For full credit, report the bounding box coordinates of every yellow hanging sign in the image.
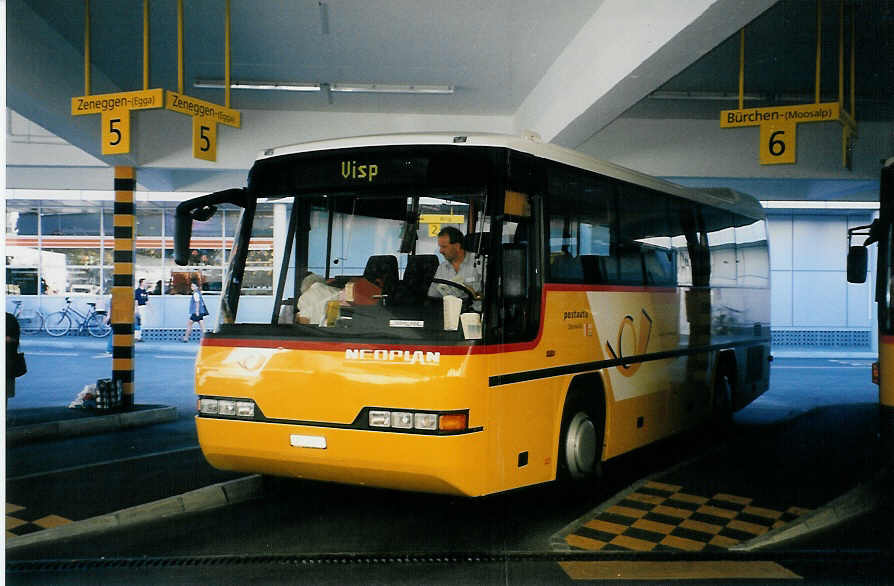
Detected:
[720,102,855,165]
[192,116,218,161]
[419,214,465,224]
[165,91,241,162]
[71,89,164,155]
[720,102,840,128]
[71,88,164,116]
[100,110,131,155]
[758,121,797,165]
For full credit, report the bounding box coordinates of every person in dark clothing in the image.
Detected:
[134,278,149,342]
[7,312,22,407]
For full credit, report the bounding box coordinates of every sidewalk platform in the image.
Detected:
[6,446,258,552]
[6,405,178,446]
[551,403,893,554]
[5,402,262,552]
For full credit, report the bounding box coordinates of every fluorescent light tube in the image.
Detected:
[330,83,454,94]
[194,80,321,92]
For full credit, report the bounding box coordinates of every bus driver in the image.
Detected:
[427,226,483,310]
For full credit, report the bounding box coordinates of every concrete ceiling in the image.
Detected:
[640,0,894,121]
[6,0,892,190]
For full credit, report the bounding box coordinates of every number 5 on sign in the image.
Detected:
[101,110,130,155]
[193,116,217,161]
[759,121,796,165]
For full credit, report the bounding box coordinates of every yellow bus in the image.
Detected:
[848,157,894,455]
[175,133,770,497]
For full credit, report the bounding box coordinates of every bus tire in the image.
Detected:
[558,390,604,482]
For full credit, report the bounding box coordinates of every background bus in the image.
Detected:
[848,157,894,456]
[176,133,770,496]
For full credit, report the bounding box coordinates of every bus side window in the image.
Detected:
[644,248,674,286]
[616,244,645,285]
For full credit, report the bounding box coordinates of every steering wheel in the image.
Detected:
[429,278,477,312]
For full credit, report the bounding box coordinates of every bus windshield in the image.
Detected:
[214,148,500,345]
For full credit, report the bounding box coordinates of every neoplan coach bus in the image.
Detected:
[175,133,771,497]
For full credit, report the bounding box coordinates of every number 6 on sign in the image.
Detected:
[101,110,130,155]
[759,121,796,165]
[193,116,218,161]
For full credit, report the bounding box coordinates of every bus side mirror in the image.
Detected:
[174,188,246,266]
[847,246,868,283]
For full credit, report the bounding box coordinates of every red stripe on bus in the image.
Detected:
[543,283,677,293]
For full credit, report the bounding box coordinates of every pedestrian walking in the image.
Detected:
[134,278,149,342]
[182,281,209,342]
[103,295,113,355]
[6,312,26,408]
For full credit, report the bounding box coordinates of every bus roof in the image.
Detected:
[256,133,765,220]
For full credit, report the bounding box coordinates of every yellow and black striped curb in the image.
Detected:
[6,475,263,551]
[6,407,177,446]
[552,480,812,553]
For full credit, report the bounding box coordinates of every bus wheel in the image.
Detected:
[559,406,601,481]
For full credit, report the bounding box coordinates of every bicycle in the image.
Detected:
[44,297,111,338]
[10,300,46,335]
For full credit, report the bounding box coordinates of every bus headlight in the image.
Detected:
[236,401,255,417]
[198,398,219,414]
[414,413,438,430]
[369,410,391,427]
[391,412,414,429]
[198,397,258,419]
[365,408,469,433]
[218,400,237,416]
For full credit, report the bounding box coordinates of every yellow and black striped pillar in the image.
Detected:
[112,166,136,409]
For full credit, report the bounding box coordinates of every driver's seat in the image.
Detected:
[393,254,438,305]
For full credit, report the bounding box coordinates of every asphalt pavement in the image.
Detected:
[4,338,893,575]
[12,334,200,416]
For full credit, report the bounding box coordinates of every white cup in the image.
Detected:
[460,313,482,339]
[278,304,294,325]
[443,295,462,330]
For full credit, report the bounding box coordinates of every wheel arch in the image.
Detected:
[556,372,608,479]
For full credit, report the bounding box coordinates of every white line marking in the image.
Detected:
[28,351,79,357]
[151,354,195,360]
[7,446,200,482]
[772,365,867,369]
